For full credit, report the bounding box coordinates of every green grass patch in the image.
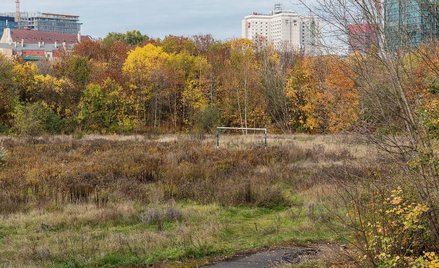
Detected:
[0,200,338,267]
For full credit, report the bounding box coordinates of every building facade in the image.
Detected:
[0,16,17,36]
[23,13,81,34]
[348,24,379,53]
[384,0,438,48]
[0,28,89,61]
[0,42,70,61]
[242,4,321,54]
[0,12,82,35]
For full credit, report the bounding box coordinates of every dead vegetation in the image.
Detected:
[0,135,380,214]
[0,134,393,267]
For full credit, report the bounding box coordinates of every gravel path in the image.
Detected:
[203,247,323,268]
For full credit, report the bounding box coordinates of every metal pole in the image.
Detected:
[264,130,268,148]
[215,127,268,148]
[216,128,220,148]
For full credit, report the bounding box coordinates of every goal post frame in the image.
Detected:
[216,127,268,148]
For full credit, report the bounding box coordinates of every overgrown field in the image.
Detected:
[0,135,383,267]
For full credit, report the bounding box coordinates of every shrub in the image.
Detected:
[414,252,439,267]
[43,111,66,134]
[0,124,9,134]
[138,206,183,230]
[11,102,66,136]
[198,105,220,133]
[11,102,46,136]
[139,208,163,225]
[347,186,433,267]
[77,83,133,134]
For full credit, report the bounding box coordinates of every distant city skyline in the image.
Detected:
[0,0,312,39]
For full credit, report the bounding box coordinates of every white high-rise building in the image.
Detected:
[242,4,321,54]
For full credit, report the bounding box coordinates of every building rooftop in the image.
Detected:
[2,28,90,45]
[246,3,300,17]
[0,42,74,52]
[33,13,80,21]
[0,12,79,20]
[246,10,298,17]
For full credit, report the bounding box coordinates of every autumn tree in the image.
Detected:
[220,39,268,130]
[285,56,358,133]
[193,34,215,55]
[77,79,132,133]
[104,40,131,83]
[285,56,310,132]
[160,35,197,55]
[52,55,91,91]
[73,39,107,61]
[73,38,130,84]
[298,0,439,263]
[0,55,15,130]
[12,62,38,102]
[165,51,192,129]
[123,43,169,129]
[259,47,294,132]
[323,56,358,132]
[32,75,77,121]
[104,30,150,46]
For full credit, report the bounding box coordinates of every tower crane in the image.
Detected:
[15,0,20,23]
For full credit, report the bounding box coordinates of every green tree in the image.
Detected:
[198,105,220,133]
[11,102,63,136]
[0,55,15,131]
[66,56,91,88]
[104,30,150,46]
[166,51,210,129]
[77,80,132,133]
[160,35,197,54]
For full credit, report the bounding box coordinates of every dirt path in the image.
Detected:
[203,244,340,268]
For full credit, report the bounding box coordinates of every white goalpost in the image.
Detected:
[216,127,268,148]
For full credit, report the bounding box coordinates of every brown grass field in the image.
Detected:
[0,134,386,267]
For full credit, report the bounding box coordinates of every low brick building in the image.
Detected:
[0,27,90,61]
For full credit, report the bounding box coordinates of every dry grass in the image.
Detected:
[0,134,379,213]
[0,203,224,267]
[0,134,388,267]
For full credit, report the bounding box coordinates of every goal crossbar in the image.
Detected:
[216,127,268,148]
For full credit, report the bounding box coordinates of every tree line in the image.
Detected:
[0,30,436,137]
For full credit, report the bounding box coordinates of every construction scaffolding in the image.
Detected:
[0,0,82,34]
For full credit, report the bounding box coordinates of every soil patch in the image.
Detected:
[203,244,342,268]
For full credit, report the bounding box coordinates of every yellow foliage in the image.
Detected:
[122,43,170,113]
[12,63,38,93]
[182,79,208,111]
[228,38,254,50]
[219,38,267,128]
[123,43,169,76]
[285,56,359,133]
[415,252,439,268]
[361,187,431,267]
[34,74,66,95]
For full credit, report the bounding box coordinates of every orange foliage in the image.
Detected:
[286,56,359,133]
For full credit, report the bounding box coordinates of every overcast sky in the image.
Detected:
[0,0,313,39]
